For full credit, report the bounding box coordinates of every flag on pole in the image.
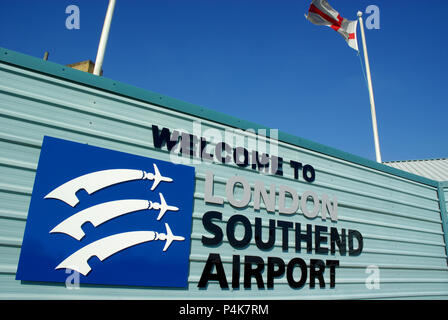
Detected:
[306,0,359,51]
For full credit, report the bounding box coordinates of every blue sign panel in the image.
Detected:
[16,136,195,287]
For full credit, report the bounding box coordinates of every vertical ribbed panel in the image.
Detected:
[445,186,448,213]
[1,61,448,299]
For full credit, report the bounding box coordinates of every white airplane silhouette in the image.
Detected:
[159,223,185,252]
[147,163,173,191]
[151,192,179,220]
[44,163,173,207]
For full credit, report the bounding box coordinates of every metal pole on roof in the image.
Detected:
[357,11,382,163]
[93,0,116,76]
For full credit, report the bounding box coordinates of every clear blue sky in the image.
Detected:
[1,0,446,162]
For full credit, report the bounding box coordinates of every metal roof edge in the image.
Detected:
[0,47,440,188]
[385,158,448,163]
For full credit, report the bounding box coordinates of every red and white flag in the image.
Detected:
[306,0,358,51]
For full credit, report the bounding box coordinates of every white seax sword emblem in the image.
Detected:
[45,163,184,276]
[55,224,184,276]
[50,193,179,240]
[44,163,173,207]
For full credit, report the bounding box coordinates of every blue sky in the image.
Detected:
[0,0,446,162]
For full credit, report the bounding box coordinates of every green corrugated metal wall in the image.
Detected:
[1,49,448,299]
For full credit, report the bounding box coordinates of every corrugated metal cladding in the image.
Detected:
[444,185,448,220]
[0,55,448,300]
[385,159,448,182]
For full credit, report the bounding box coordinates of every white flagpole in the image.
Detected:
[93,0,116,76]
[357,11,382,163]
